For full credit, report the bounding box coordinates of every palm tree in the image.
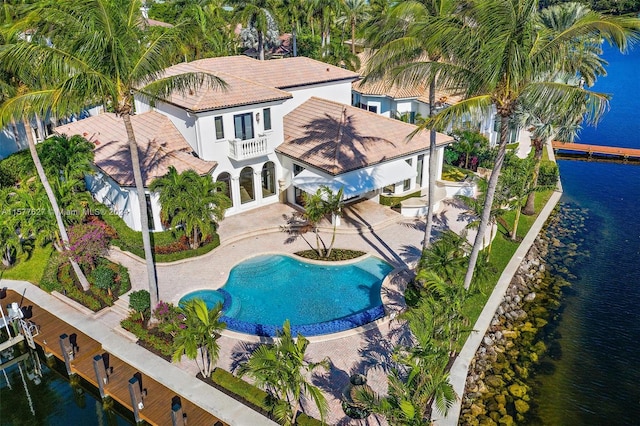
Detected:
[230,0,279,61]
[238,320,329,425]
[172,298,226,378]
[414,0,638,289]
[0,0,226,306]
[39,134,95,181]
[337,0,369,55]
[518,2,609,215]
[301,185,343,258]
[364,0,460,250]
[276,0,307,57]
[149,167,231,249]
[173,0,232,61]
[354,359,456,424]
[417,230,469,283]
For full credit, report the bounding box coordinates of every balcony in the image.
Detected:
[228,136,269,161]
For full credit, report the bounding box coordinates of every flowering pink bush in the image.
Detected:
[67,222,111,271]
[153,301,184,335]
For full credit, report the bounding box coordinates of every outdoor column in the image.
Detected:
[93,354,109,398]
[59,333,74,375]
[171,402,186,426]
[128,376,144,423]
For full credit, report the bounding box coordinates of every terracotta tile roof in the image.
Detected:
[158,56,358,111]
[54,112,216,187]
[352,78,427,99]
[277,97,452,175]
[160,63,292,112]
[354,51,463,104]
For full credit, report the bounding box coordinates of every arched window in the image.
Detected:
[216,172,232,202]
[261,162,276,197]
[239,167,254,204]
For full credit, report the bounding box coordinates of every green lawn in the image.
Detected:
[1,245,54,283]
[211,368,323,425]
[461,189,556,341]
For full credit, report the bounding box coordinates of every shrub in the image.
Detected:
[117,264,131,295]
[92,265,115,293]
[295,249,365,261]
[538,162,559,187]
[121,314,174,357]
[67,222,111,271]
[129,290,151,321]
[153,301,183,336]
[0,150,34,182]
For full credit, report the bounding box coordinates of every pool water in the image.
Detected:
[180,255,393,336]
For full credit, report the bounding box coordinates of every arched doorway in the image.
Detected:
[239,167,255,204]
[261,162,276,198]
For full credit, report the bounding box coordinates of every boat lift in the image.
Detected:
[0,301,39,351]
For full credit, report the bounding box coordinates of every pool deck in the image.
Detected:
[2,197,487,425]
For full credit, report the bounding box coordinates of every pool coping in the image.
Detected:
[176,252,411,342]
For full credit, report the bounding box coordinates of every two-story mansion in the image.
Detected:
[55,55,453,231]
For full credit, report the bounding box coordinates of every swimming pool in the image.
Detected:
[180,254,394,336]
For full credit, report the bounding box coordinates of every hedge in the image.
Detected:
[211,369,323,425]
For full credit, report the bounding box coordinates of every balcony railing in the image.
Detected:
[228,136,269,161]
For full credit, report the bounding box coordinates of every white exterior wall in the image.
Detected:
[283,80,354,115]
[0,123,29,160]
[394,100,415,115]
[85,170,163,232]
[194,100,286,163]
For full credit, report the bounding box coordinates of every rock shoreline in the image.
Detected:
[458,206,587,426]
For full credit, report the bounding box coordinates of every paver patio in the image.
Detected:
[104,198,487,425]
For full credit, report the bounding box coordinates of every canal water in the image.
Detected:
[530,44,640,423]
[0,348,132,425]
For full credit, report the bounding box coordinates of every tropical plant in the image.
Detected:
[172,298,226,378]
[354,359,456,425]
[129,289,151,322]
[39,134,94,181]
[230,0,280,60]
[336,0,370,55]
[301,185,344,258]
[448,130,490,170]
[498,155,537,240]
[411,0,638,289]
[363,0,461,250]
[149,167,230,249]
[238,320,330,425]
[0,0,226,307]
[67,221,111,272]
[417,230,469,283]
[91,265,115,296]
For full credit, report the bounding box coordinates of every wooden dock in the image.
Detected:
[3,290,225,426]
[552,141,640,161]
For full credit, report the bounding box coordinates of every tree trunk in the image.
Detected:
[193,227,199,250]
[351,20,356,55]
[121,113,159,309]
[24,117,91,291]
[423,77,438,249]
[522,138,544,215]
[326,213,338,258]
[292,25,297,57]
[258,31,265,61]
[463,115,510,289]
[511,204,522,241]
